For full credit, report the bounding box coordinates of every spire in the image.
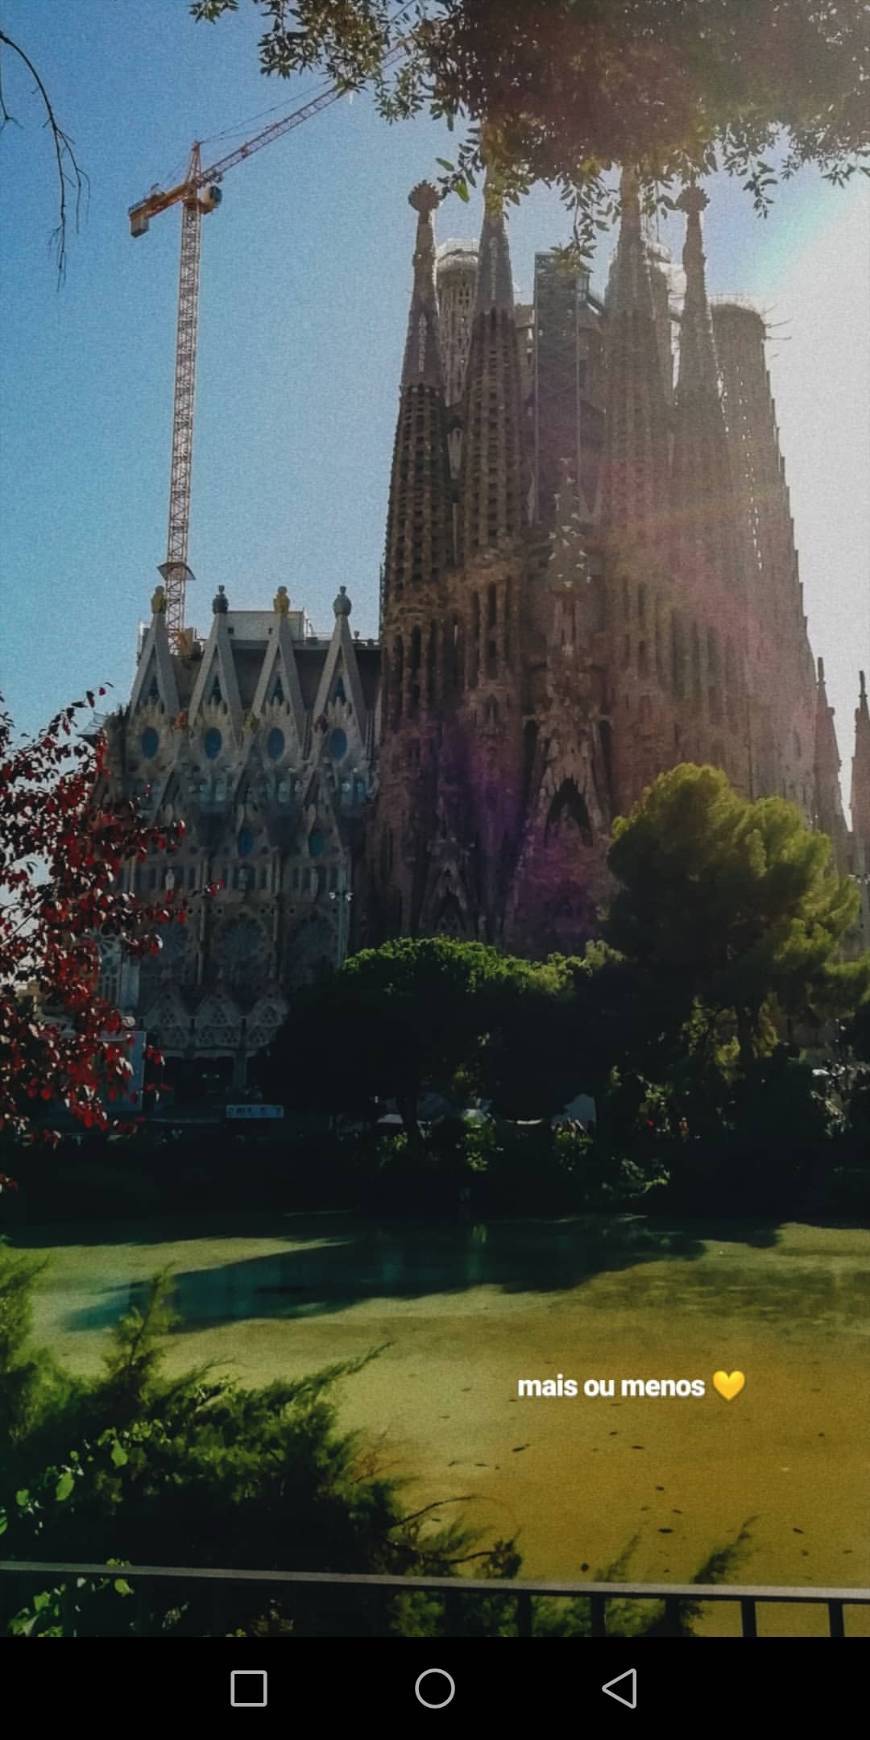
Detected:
[607,169,652,316]
[674,185,719,399]
[475,195,514,314]
[851,669,870,852]
[596,169,670,539]
[670,183,739,594]
[400,181,444,389]
[382,183,453,613]
[814,655,849,868]
[458,184,525,560]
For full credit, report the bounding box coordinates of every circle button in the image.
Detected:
[414,1669,456,1710]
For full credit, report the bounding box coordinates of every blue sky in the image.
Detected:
[1,0,867,799]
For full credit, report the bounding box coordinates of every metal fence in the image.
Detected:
[2,1562,869,1637]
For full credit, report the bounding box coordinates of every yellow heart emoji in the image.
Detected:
[713,1370,745,1401]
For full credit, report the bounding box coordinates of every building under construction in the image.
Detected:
[106,176,869,1082]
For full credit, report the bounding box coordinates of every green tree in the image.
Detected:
[606,764,868,1069]
[262,937,607,1133]
[192,1,870,250]
[469,952,581,1119]
[261,936,514,1136]
[0,1258,515,1637]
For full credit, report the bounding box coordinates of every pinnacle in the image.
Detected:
[409,181,440,218]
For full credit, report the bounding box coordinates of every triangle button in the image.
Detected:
[602,1668,637,1710]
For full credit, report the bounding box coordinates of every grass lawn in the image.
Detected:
[11,1211,870,1636]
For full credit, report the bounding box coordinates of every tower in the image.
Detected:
[458,190,526,562]
[597,170,671,542]
[669,186,749,793]
[712,299,817,812]
[533,252,605,529]
[646,235,676,405]
[851,671,870,854]
[374,182,454,936]
[671,187,737,593]
[813,657,850,870]
[436,239,478,477]
[382,183,453,619]
[851,671,870,948]
[596,171,679,813]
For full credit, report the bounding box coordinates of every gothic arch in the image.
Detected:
[545,778,594,849]
[433,892,468,937]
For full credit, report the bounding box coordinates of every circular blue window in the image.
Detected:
[237,827,255,858]
[308,829,326,858]
[267,726,285,762]
[140,726,159,759]
[328,727,348,762]
[203,727,223,761]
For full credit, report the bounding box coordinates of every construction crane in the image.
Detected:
[129,45,407,648]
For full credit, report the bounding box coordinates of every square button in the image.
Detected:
[230,1670,268,1709]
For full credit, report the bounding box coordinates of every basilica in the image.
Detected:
[108,175,870,1082]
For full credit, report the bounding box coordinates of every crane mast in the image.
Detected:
[129,44,409,648]
[160,145,207,644]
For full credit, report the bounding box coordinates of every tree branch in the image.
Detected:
[0,29,88,281]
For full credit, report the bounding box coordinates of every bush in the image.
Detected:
[0,1255,516,1637]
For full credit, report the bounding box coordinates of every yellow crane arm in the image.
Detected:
[128,41,408,232]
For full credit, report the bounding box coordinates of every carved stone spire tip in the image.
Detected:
[409,181,440,218]
[677,183,709,216]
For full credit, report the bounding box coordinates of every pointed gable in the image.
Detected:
[251,611,306,747]
[311,588,368,739]
[129,607,180,716]
[188,608,243,742]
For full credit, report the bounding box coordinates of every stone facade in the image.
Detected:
[112,177,868,1068]
[368,175,865,954]
[108,583,377,1077]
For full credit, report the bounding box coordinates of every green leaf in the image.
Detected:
[110,1441,129,1468]
[15,1489,29,1507]
[113,1578,134,1597]
[0,1511,7,1536]
[55,1470,75,1503]
[435,157,455,171]
[455,179,470,203]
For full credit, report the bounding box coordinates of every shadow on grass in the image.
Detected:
[54,1212,788,1335]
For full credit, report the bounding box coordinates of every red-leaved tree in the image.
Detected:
[1,692,187,1150]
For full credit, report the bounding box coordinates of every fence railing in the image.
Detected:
[2,1562,869,1637]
